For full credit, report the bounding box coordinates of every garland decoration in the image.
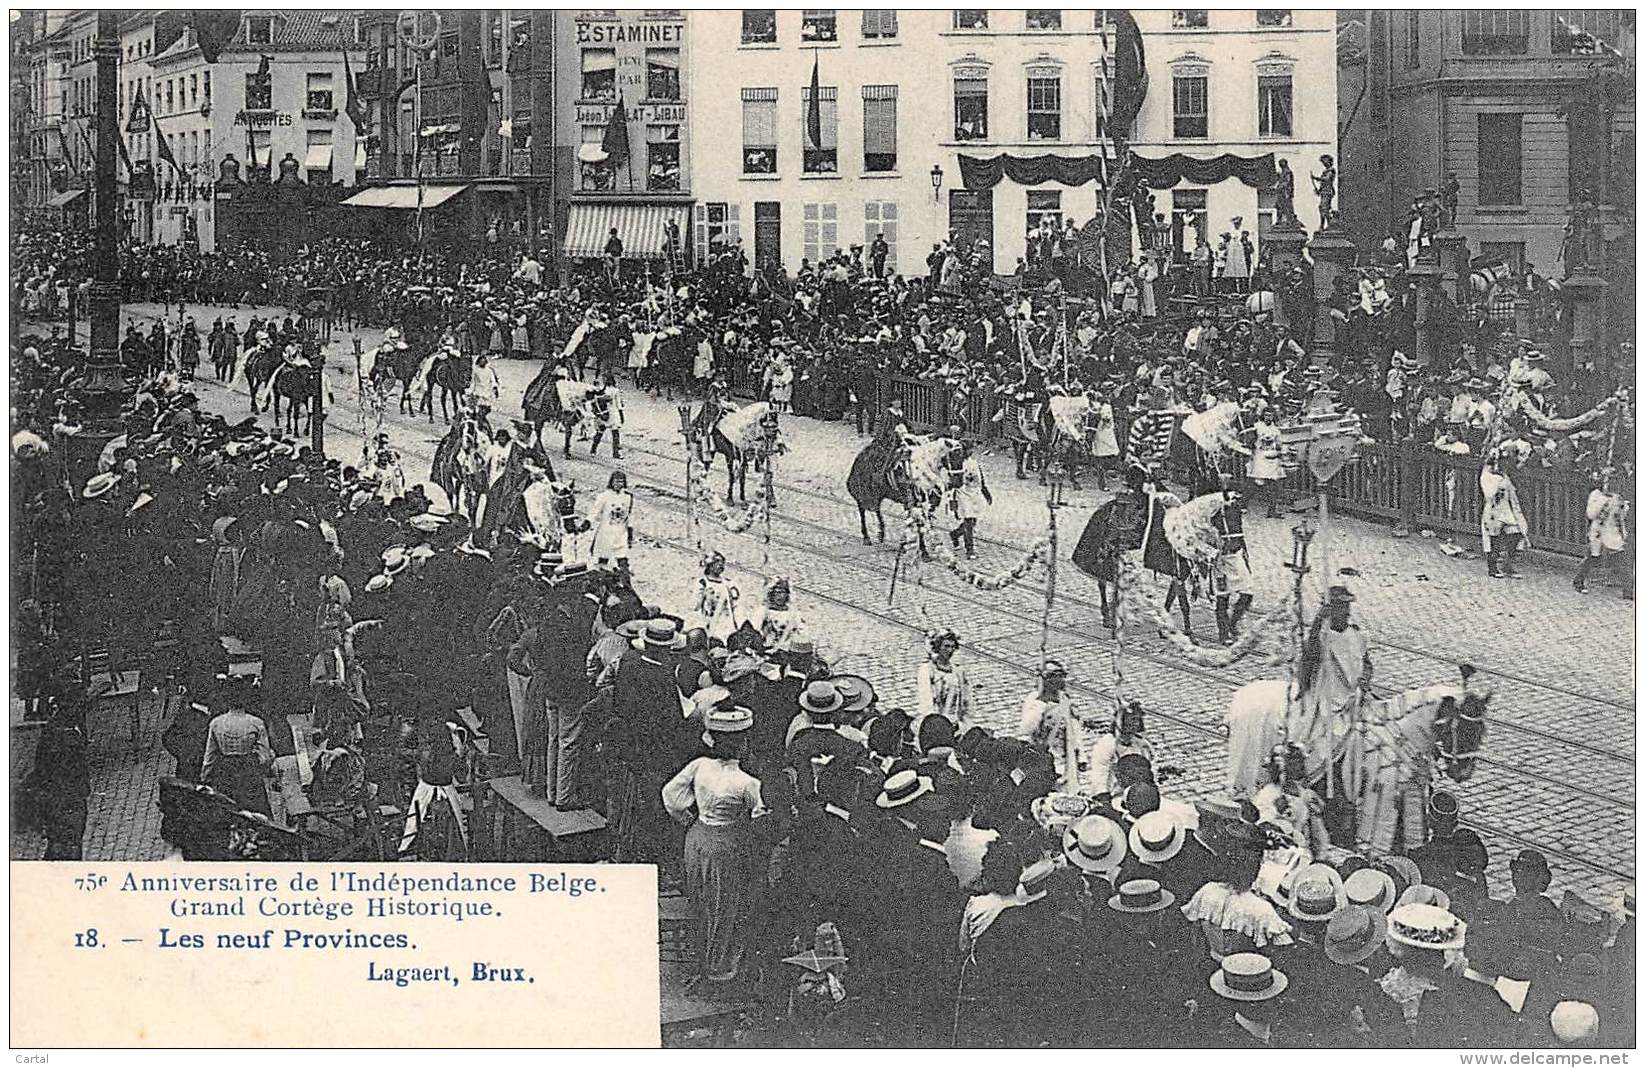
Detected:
[1115,554,1299,669]
[1516,390,1623,433]
[688,463,767,533]
[900,508,1051,591]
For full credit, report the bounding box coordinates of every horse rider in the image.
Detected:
[1292,584,1373,783]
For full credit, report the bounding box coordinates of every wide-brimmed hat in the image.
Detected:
[1287,862,1348,923]
[364,573,394,593]
[408,512,447,533]
[691,685,733,717]
[1128,810,1185,864]
[798,679,846,718]
[1324,905,1391,966]
[630,619,686,651]
[382,547,410,576]
[1019,857,1057,897]
[1378,856,1423,899]
[830,674,876,713]
[82,472,121,499]
[1109,878,1176,914]
[875,769,932,809]
[1062,814,1129,875]
[704,704,753,734]
[1210,953,1289,1002]
[1387,902,1467,952]
[1344,867,1398,914]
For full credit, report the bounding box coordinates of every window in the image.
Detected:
[1026,190,1062,238]
[742,88,778,174]
[484,12,502,65]
[695,202,743,262]
[647,125,680,191]
[863,85,897,172]
[189,74,198,105]
[509,13,532,63]
[954,78,989,140]
[862,10,898,39]
[1255,10,1292,27]
[581,48,616,101]
[1257,74,1292,137]
[1025,10,1062,31]
[511,110,533,174]
[864,200,898,272]
[305,128,333,184]
[1173,75,1208,138]
[246,16,273,45]
[1172,10,1209,28]
[801,85,838,173]
[246,72,271,111]
[204,71,211,103]
[802,202,838,263]
[646,48,680,101]
[580,125,615,190]
[953,10,989,30]
[1027,75,1061,140]
[1555,10,1627,54]
[306,72,335,112]
[1171,188,1208,260]
[165,80,174,112]
[1477,113,1522,205]
[1461,11,1528,54]
[1405,12,1420,68]
[802,10,838,42]
[742,10,777,44]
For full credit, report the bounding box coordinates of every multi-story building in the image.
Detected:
[352,9,567,248]
[690,7,1336,275]
[148,11,368,249]
[1339,9,1635,276]
[555,8,693,267]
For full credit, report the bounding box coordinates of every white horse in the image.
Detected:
[1226,678,1488,856]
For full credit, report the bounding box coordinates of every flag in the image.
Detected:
[118,131,134,177]
[1109,11,1147,145]
[343,50,369,131]
[190,11,243,65]
[128,85,153,133]
[601,93,630,167]
[155,121,180,175]
[245,123,259,174]
[805,53,822,150]
[76,119,96,167]
[257,53,272,81]
[56,124,75,169]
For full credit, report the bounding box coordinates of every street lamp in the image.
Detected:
[930,163,943,202]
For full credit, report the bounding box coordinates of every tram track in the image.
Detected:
[175,340,1637,889]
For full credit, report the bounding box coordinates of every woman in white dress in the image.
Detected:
[1089,394,1120,491]
[1137,259,1159,319]
[586,470,634,569]
[765,357,794,413]
[948,443,991,560]
[1246,399,1287,518]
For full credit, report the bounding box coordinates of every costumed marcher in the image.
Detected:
[1212,476,1255,646]
[914,629,972,729]
[587,470,634,570]
[1287,585,1372,785]
[1016,660,1089,789]
[948,440,991,560]
[691,550,741,644]
[743,576,805,652]
[589,373,624,459]
[1480,443,1530,579]
[1573,475,1630,596]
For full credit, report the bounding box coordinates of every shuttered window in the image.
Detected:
[742,87,777,174]
[861,10,898,39]
[863,85,897,172]
[803,202,838,263]
[801,85,838,173]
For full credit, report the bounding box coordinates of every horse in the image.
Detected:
[1037,395,1099,489]
[424,352,473,424]
[430,412,493,522]
[846,435,958,550]
[992,395,1045,480]
[1070,490,1147,628]
[271,363,322,437]
[708,401,781,504]
[242,346,282,413]
[1225,678,1488,856]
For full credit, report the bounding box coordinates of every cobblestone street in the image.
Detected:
[25,302,1636,911]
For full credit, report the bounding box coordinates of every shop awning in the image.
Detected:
[303,144,334,171]
[340,183,469,210]
[563,202,689,260]
[47,188,86,208]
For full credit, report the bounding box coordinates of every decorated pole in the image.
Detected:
[1278,388,1361,599]
[1280,522,1315,794]
[677,404,698,549]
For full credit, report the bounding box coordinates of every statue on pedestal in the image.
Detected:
[1311,154,1337,230]
[1274,159,1298,229]
[1440,172,1460,229]
[1562,186,1603,274]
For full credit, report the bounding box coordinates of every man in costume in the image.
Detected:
[1212,475,1254,646]
[1291,584,1372,784]
[1480,443,1529,579]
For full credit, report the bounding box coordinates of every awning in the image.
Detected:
[420,122,460,137]
[340,183,470,210]
[303,144,334,171]
[47,189,86,208]
[563,202,689,260]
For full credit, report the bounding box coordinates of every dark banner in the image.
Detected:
[959,152,1277,191]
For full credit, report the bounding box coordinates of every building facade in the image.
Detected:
[1339,9,1636,275]
[556,8,693,266]
[354,9,569,249]
[690,7,1336,276]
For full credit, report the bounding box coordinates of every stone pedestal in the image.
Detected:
[1434,229,1468,303]
[1263,222,1309,276]
[1306,228,1357,365]
[1513,295,1534,341]
[1562,272,1608,379]
[1407,263,1445,367]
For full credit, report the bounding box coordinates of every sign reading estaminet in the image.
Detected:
[11,863,660,1047]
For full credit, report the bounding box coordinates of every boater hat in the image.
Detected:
[875,769,933,809]
[1109,878,1176,914]
[1344,867,1398,914]
[1210,953,1289,1002]
[1062,815,1129,875]
[1324,904,1392,966]
[1128,810,1185,864]
[798,680,846,718]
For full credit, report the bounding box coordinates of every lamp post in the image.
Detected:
[68,9,129,486]
[930,163,943,203]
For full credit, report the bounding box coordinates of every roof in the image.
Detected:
[225,11,359,53]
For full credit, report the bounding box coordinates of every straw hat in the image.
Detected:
[1344,867,1398,914]
[1397,884,1452,912]
[1387,903,1467,952]
[1109,878,1176,914]
[703,705,753,734]
[1209,953,1289,1002]
[797,680,846,718]
[1324,904,1391,966]
[875,769,932,809]
[1062,815,1129,875]
[1287,862,1348,923]
[82,472,121,499]
[1128,810,1185,864]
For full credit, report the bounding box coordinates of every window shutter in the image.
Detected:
[863,86,897,155]
[741,88,777,148]
[694,204,707,265]
[727,204,741,249]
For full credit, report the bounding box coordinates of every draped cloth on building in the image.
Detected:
[959,151,1278,192]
